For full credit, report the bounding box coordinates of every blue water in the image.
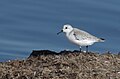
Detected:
[0,0,120,62]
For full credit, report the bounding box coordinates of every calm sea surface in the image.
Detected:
[0,0,120,62]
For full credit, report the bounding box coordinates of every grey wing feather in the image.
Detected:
[73,28,99,41]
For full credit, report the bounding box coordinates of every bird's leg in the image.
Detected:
[86,46,89,53]
[79,46,82,52]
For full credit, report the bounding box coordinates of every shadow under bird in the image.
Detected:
[57,24,105,52]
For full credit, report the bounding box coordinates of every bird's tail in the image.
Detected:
[98,38,105,42]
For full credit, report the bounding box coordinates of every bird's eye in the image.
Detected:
[65,27,67,29]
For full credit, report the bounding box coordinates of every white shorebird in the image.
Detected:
[57,24,105,52]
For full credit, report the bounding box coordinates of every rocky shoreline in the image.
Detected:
[0,50,120,79]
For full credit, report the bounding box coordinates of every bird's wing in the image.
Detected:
[73,28,98,41]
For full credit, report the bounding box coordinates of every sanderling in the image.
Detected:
[57,24,105,52]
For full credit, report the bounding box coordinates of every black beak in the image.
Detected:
[57,30,63,35]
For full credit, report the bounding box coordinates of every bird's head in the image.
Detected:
[62,24,73,33]
[57,24,73,35]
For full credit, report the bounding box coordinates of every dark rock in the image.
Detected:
[29,50,82,58]
[28,50,58,58]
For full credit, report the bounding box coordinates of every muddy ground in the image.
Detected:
[0,50,120,79]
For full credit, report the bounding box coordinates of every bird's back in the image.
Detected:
[73,28,104,42]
